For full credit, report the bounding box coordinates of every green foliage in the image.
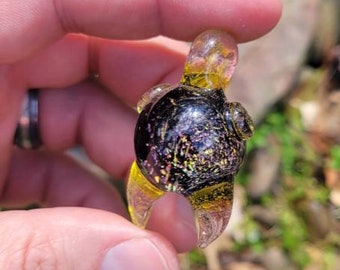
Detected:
[187,249,206,266]
[323,246,338,270]
[278,209,310,267]
[234,106,334,268]
[329,145,340,170]
[232,214,265,254]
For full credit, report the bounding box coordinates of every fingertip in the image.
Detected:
[160,0,282,42]
[236,0,283,42]
[101,236,179,270]
[147,193,197,253]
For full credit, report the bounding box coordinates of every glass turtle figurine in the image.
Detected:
[127,30,254,248]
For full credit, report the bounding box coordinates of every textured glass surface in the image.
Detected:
[127,161,165,227]
[180,30,238,90]
[188,182,233,248]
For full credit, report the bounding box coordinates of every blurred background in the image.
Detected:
[181,0,340,269]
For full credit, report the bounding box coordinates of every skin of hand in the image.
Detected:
[0,1,282,269]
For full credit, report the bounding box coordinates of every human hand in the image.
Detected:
[0,1,281,269]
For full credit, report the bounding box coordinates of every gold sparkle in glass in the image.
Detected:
[127,30,251,248]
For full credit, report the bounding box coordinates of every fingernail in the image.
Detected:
[101,238,171,270]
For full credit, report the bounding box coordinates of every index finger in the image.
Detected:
[0,0,282,63]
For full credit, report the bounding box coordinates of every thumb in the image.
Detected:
[0,207,179,270]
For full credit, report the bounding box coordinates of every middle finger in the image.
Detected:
[18,34,188,106]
